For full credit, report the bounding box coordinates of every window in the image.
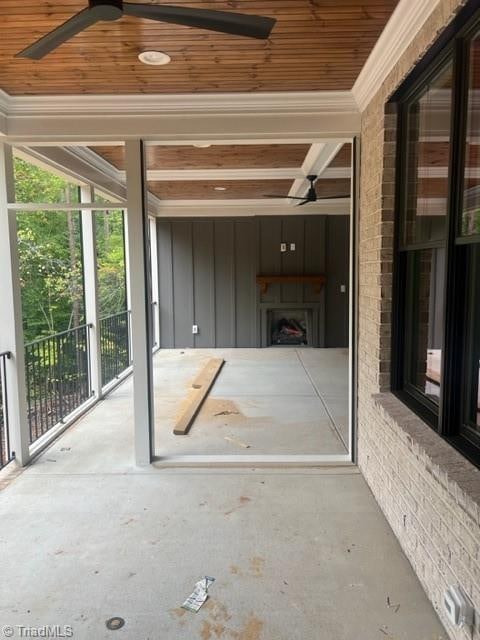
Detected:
[392,6,480,466]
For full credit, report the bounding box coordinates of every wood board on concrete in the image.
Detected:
[173,358,225,435]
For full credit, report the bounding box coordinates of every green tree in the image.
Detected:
[14,158,127,342]
[15,158,84,342]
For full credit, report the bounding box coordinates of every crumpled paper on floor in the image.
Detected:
[181,576,215,612]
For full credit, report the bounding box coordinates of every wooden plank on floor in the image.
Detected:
[174,358,225,435]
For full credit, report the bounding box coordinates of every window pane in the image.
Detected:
[462,31,480,236]
[405,248,445,402]
[404,63,452,245]
[463,245,480,433]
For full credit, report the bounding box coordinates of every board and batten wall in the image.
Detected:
[156,215,349,349]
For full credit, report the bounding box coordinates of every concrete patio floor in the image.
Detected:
[154,348,349,457]
[0,360,446,640]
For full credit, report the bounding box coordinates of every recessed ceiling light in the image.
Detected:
[193,143,212,148]
[138,50,171,66]
[214,186,227,191]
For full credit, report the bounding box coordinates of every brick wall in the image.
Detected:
[357,1,480,638]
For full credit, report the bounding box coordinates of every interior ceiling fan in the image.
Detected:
[265,175,350,206]
[16,0,276,60]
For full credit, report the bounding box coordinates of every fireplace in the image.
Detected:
[267,308,313,346]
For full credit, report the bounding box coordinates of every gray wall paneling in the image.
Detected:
[157,215,349,349]
[234,220,257,347]
[214,220,236,347]
[325,216,350,348]
[193,220,215,348]
[157,220,174,348]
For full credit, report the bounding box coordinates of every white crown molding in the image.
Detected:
[1,90,357,117]
[352,0,442,111]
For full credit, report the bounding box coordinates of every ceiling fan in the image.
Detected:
[16,0,276,60]
[264,175,350,206]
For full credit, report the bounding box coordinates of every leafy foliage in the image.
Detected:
[15,157,127,342]
[95,210,127,318]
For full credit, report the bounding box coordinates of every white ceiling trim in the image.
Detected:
[0,89,357,117]
[150,198,351,217]
[142,166,351,181]
[352,0,443,111]
[144,168,304,181]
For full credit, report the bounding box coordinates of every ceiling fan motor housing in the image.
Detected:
[89,0,123,21]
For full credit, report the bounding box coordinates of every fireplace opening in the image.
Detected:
[269,309,309,346]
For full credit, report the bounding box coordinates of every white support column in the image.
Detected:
[149,216,160,351]
[123,210,133,363]
[0,143,30,466]
[80,184,103,399]
[125,140,155,465]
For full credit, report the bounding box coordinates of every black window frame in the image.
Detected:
[391,1,480,468]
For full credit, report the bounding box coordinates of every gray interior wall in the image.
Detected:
[157,216,349,348]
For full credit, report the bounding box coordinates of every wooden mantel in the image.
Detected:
[256,275,326,295]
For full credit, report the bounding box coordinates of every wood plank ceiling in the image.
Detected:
[0,0,399,95]
[91,144,312,170]
[89,142,352,200]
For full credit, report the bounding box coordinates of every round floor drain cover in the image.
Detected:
[106,617,125,630]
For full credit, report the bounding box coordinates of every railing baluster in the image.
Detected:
[22,313,131,446]
[99,310,131,388]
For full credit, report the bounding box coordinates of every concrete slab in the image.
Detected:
[153,348,349,457]
[0,465,446,640]
[0,353,446,640]
[156,395,345,456]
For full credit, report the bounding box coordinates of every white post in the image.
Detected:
[123,211,133,363]
[149,216,160,351]
[81,185,103,399]
[125,140,154,465]
[0,143,30,466]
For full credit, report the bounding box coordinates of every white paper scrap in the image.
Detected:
[181,576,215,613]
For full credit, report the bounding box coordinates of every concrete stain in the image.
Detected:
[230,564,243,576]
[201,620,227,639]
[229,616,264,640]
[205,599,231,623]
[249,557,265,577]
[225,496,252,516]
[201,621,213,640]
[170,607,187,619]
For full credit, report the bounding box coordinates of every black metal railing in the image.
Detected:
[100,310,131,388]
[25,325,91,444]
[0,351,13,469]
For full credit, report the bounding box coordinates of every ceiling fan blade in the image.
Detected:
[263,195,310,200]
[316,194,350,199]
[16,8,101,59]
[124,3,276,39]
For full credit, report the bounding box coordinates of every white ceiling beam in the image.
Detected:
[142,167,351,181]
[3,113,360,144]
[142,168,304,181]
[150,198,351,218]
[288,141,345,200]
[0,90,359,143]
[1,90,356,116]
